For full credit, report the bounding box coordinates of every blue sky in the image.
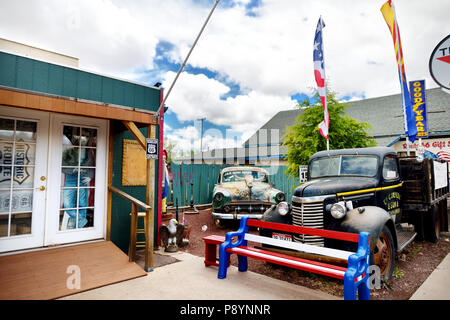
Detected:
[0,0,447,156]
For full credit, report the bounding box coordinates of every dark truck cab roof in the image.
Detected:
[294,147,399,198]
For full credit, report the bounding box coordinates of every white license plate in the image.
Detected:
[272,233,292,241]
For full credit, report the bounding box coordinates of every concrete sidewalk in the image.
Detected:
[410,252,450,300]
[61,249,340,300]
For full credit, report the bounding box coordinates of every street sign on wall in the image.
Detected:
[146,138,159,159]
[429,34,450,90]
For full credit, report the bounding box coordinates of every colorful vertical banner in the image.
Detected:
[313,16,329,140]
[380,0,417,143]
[409,80,428,138]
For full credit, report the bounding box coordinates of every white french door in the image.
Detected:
[45,114,107,246]
[0,107,108,253]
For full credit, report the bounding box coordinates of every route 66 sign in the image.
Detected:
[146,138,158,159]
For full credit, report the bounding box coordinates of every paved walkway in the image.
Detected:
[410,252,450,300]
[61,249,339,300]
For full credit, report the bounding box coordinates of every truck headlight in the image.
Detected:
[330,202,347,219]
[277,202,290,216]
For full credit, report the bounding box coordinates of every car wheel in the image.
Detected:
[425,204,440,243]
[371,225,395,281]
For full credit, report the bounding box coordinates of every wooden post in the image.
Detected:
[145,125,156,272]
[129,203,138,262]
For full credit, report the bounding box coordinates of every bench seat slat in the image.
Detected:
[227,246,346,280]
[244,233,354,261]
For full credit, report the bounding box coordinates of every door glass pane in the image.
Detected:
[62,147,80,166]
[79,188,95,207]
[0,141,14,165]
[59,125,97,231]
[0,166,12,189]
[79,169,95,186]
[0,190,11,214]
[14,142,36,165]
[10,213,32,236]
[11,190,33,213]
[16,121,37,141]
[80,148,96,166]
[63,126,80,146]
[0,117,38,241]
[0,118,14,139]
[13,167,34,188]
[81,128,97,147]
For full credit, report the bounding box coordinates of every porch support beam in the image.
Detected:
[122,121,146,149]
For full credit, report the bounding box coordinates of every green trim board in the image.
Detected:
[0,51,161,112]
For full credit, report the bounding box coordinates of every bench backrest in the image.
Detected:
[246,219,360,243]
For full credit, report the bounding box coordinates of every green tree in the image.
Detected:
[283,89,376,177]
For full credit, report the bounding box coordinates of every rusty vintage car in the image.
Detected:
[212,166,285,226]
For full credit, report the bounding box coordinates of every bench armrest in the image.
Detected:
[222,217,250,250]
[345,232,370,281]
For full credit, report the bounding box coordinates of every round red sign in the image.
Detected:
[429,34,450,90]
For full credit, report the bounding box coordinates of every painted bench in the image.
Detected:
[203,234,226,267]
[217,217,371,300]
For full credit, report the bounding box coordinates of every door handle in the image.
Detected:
[36,185,46,191]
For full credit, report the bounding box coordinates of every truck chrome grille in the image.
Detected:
[291,200,325,246]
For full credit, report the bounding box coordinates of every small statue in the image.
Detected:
[159,219,185,252]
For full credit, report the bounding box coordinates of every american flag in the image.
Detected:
[437,150,450,161]
[313,17,329,139]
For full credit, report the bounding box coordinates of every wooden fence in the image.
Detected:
[166,164,300,206]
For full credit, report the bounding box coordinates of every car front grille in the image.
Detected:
[291,200,325,246]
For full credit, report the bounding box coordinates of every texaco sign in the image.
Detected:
[429,34,450,90]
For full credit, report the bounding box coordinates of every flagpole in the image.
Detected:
[156,0,221,116]
[406,136,410,156]
[327,138,329,151]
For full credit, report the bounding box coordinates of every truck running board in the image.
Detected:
[396,227,417,252]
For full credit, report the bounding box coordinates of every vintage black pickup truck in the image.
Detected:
[260,147,449,280]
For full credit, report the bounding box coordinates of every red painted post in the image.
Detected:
[157,87,164,246]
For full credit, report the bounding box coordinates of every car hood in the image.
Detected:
[293,177,379,198]
[215,182,278,202]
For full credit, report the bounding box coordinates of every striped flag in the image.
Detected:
[313,17,329,139]
[381,0,417,143]
[437,150,450,161]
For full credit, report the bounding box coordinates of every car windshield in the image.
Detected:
[222,170,269,183]
[309,155,378,178]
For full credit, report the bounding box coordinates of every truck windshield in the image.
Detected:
[310,155,378,178]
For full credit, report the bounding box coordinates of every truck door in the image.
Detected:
[379,156,402,223]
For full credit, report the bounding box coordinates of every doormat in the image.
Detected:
[0,241,147,300]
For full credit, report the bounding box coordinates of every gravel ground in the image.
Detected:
[172,207,450,300]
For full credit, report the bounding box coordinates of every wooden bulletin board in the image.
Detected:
[122,139,147,186]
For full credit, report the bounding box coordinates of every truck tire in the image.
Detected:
[425,204,440,243]
[371,225,395,281]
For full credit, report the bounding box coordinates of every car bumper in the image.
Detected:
[212,212,264,220]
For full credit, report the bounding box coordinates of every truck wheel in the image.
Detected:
[425,205,440,243]
[371,225,395,281]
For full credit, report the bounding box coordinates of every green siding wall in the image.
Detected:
[110,126,160,253]
[0,51,160,112]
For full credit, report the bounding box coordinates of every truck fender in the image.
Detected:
[261,205,292,225]
[340,206,397,252]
